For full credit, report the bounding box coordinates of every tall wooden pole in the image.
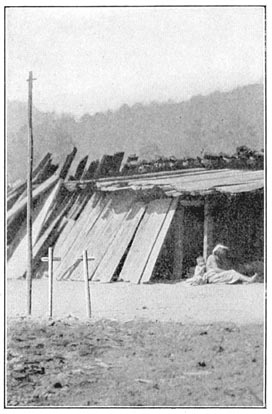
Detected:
[26,71,35,315]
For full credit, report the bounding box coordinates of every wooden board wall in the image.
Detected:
[69,192,135,281]
[55,193,109,280]
[92,201,146,283]
[7,182,61,279]
[119,198,173,284]
[140,198,178,283]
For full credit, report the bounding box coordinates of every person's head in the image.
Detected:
[196,256,205,266]
[213,244,229,258]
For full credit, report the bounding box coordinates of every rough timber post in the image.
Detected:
[172,204,185,279]
[26,71,35,315]
[203,197,214,262]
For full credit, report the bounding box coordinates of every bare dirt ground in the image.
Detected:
[7,280,264,324]
[6,280,265,407]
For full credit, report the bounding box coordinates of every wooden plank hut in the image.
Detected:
[7,151,264,283]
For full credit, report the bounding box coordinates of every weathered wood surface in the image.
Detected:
[7,174,59,225]
[94,167,206,184]
[94,169,263,196]
[54,193,101,277]
[74,156,88,180]
[70,192,135,281]
[93,201,146,283]
[31,203,70,278]
[7,186,54,259]
[7,182,61,279]
[56,193,109,280]
[33,158,58,184]
[81,160,100,180]
[7,153,52,211]
[35,180,65,237]
[7,184,27,210]
[119,198,172,284]
[59,147,77,180]
[53,217,75,257]
[214,181,264,193]
[70,191,91,220]
[140,198,178,284]
[59,195,112,280]
[32,152,52,178]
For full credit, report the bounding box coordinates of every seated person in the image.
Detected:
[185,256,207,285]
[203,244,258,284]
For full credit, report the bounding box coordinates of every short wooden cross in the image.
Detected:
[82,250,95,318]
[41,247,61,318]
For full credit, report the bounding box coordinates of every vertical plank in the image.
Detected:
[203,198,214,261]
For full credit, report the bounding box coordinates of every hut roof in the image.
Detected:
[66,168,264,196]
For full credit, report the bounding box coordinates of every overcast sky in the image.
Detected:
[6,6,264,116]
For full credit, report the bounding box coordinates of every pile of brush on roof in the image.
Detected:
[121,146,264,176]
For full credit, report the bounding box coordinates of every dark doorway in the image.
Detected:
[151,203,204,282]
[182,206,204,276]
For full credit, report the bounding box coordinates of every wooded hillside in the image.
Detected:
[7,83,264,184]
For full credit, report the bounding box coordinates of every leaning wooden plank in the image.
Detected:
[58,194,111,280]
[56,193,109,280]
[53,217,75,257]
[76,192,135,281]
[68,190,90,220]
[33,158,56,184]
[72,191,92,220]
[119,198,172,284]
[59,147,77,179]
[81,160,100,180]
[112,152,125,173]
[7,184,55,258]
[74,156,88,180]
[31,204,70,278]
[7,182,61,279]
[140,198,178,284]
[93,201,146,283]
[7,174,59,225]
[36,180,68,239]
[32,152,52,179]
[57,191,81,222]
[54,194,100,277]
[7,185,27,210]
[61,194,120,281]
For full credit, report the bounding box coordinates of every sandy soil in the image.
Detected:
[7,280,264,324]
[6,280,265,407]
